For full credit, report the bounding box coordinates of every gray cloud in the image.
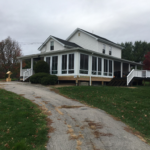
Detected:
[0,0,150,55]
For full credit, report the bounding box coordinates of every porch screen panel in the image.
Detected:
[68,54,74,74]
[80,54,89,74]
[62,55,67,74]
[104,59,108,76]
[52,56,58,74]
[109,60,112,76]
[92,56,97,75]
[98,58,101,75]
[46,57,50,73]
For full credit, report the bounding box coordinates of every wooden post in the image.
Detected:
[102,81,104,86]
[76,79,78,86]
[20,59,22,77]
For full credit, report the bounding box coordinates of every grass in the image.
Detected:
[0,88,48,150]
[58,86,150,143]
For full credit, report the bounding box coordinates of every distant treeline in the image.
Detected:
[121,41,150,63]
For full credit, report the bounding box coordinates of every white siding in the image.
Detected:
[98,42,121,58]
[69,31,98,52]
[69,31,121,58]
[41,39,65,53]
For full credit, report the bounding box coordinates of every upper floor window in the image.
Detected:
[109,46,112,55]
[103,44,105,54]
[50,41,54,50]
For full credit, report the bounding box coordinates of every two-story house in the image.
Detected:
[18,28,147,86]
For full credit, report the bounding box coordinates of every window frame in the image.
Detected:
[50,41,54,50]
[92,56,102,76]
[46,57,50,73]
[52,55,58,74]
[103,44,105,54]
[109,46,112,55]
[79,53,89,75]
[103,58,113,76]
[61,53,75,75]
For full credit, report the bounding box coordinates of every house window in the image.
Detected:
[46,57,50,73]
[68,54,74,74]
[104,59,112,76]
[98,58,102,75]
[80,54,89,74]
[103,44,105,54]
[109,46,112,55]
[52,56,58,74]
[109,60,112,76]
[104,59,108,76]
[61,54,74,74]
[92,57,102,75]
[50,41,54,50]
[92,56,97,75]
[62,55,67,74]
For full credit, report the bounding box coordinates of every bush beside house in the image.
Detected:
[30,61,58,85]
[30,73,58,85]
[34,60,49,73]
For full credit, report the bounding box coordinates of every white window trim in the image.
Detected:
[103,59,113,77]
[92,56,102,76]
[79,53,89,75]
[51,55,58,75]
[61,53,75,75]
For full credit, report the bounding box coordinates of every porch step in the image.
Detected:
[108,78,127,86]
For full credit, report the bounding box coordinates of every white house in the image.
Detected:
[18,28,150,86]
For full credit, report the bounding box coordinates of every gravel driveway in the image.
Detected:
[0,82,150,150]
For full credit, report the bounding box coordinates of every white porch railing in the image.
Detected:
[23,68,32,81]
[127,69,150,86]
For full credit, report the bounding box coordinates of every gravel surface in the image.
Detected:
[0,82,150,150]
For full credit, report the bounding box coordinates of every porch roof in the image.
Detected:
[17,48,142,66]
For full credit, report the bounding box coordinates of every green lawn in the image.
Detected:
[58,86,150,143]
[0,89,48,150]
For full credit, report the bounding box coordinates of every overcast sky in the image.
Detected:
[0,0,150,55]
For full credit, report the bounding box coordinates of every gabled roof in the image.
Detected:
[66,28,123,49]
[52,36,82,48]
[38,35,81,51]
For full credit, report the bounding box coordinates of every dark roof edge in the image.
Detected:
[17,48,142,66]
[97,39,124,49]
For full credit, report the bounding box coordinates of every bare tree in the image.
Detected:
[0,37,22,78]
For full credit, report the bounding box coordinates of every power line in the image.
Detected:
[19,42,43,45]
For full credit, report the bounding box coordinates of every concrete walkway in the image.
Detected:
[0,82,150,150]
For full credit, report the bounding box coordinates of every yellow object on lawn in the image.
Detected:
[6,71,12,82]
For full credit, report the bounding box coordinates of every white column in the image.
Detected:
[75,52,79,75]
[31,58,33,75]
[44,56,46,61]
[121,62,123,78]
[135,65,137,70]
[89,55,92,86]
[57,54,61,76]
[128,64,130,72]
[112,60,114,77]
[20,59,22,76]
